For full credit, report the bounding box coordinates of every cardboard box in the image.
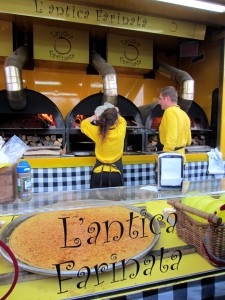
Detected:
[0,165,17,203]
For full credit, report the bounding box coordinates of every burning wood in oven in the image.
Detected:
[38,114,57,128]
[0,114,57,129]
[151,117,162,130]
[74,115,84,127]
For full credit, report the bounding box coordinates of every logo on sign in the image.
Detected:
[49,30,75,61]
[120,38,141,67]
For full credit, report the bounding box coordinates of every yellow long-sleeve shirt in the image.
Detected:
[80,115,127,171]
[159,105,192,162]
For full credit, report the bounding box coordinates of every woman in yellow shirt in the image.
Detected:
[80,105,127,188]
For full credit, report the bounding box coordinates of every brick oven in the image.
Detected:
[0,89,65,150]
[65,92,144,155]
[138,101,212,152]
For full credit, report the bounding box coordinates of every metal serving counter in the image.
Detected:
[1,180,225,300]
[1,179,225,216]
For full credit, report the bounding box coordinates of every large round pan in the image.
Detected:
[0,206,160,277]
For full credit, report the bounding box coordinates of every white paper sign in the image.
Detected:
[160,157,183,186]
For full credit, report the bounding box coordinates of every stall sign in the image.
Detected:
[107,33,153,69]
[0,20,13,56]
[0,1,206,40]
[33,24,89,63]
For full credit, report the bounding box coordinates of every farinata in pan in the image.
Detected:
[8,206,159,271]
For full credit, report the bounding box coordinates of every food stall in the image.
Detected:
[1,180,225,299]
[1,0,225,298]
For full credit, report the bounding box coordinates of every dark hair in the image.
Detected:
[97,108,118,142]
[160,86,178,102]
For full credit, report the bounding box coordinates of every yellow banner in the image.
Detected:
[0,0,206,40]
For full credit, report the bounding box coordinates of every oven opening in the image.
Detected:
[67,114,94,155]
[73,114,84,127]
[38,114,57,128]
[0,114,57,129]
[0,113,64,148]
[68,115,145,155]
[125,116,144,153]
[191,118,204,130]
[151,117,162,130]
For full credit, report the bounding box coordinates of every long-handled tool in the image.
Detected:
[132,120,157,133]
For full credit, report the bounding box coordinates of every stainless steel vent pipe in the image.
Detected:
[158,61,194,112]
[4,46,29,110]
[91,52,118,105]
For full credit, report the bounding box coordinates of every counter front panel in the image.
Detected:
[1,181,225,299]
[29,160,219,193]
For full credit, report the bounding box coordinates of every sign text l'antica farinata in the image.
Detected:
[31,0,206,39]
[33,0,148,28]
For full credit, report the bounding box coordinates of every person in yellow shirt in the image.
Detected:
[80,104,127,188]
[158,86,192,164]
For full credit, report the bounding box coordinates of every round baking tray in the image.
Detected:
[0,206,160,277]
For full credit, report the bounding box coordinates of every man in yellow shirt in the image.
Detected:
[81,104,127,188]
[158,86,192,164]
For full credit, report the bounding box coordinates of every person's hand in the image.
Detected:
[88,114,98,123]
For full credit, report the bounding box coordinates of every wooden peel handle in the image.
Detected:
[167,199,222,226]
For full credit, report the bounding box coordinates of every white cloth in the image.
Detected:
[94,102,114,116]
[0,136,5,150]
[207,147,224,177]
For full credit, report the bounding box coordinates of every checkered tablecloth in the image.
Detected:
[1,161,224,216]
[63,272,225,300]
[113,273,225,300]
[87,273,225,300]
[31,161,220,193]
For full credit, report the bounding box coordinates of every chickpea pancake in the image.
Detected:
[9,206,156,271]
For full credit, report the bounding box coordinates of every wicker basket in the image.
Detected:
[168,200,225,267]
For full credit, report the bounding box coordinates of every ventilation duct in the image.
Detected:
[157,61,194,112]
[91,52,118,105]
[4,45,29,110]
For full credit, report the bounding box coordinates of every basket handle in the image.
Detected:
[167,199,222,226]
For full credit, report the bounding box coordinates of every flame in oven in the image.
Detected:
[74,114,84,127]
[38,114,56,128]
[151,117,162,130]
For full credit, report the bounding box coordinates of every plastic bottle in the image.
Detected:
[17,161,32,201]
